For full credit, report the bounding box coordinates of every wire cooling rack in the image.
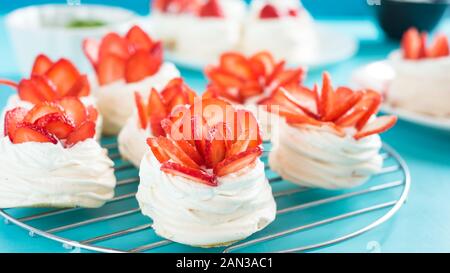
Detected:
[0,137,410,253]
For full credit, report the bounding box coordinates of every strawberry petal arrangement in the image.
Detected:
[0,97,116,208]
[136,97,276,247]
[204,50,305,140]
[264,72,397,189]
[386,27,450,118]
[83,25,180,135]
[118,78,198,167]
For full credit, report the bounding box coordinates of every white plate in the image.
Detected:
[351,60,450,131]
[163,24,358,71]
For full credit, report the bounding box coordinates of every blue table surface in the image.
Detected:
[0,14,449,253]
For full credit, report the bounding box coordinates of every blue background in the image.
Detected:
[0,0,449,253]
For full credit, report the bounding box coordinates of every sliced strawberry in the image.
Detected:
[126,25,153,52]
[263,88,307,116]
[354,115,397,140]
[155,136,200,169]
[214,147,262,177]
[148,88,168,136]
[161,78,183,102]
[285,112,324,127]
[271,68,304,90]
[17,79,45,104]
[147,137,170,163]
[355,90,382,130]
[335,90,381,128]
[167,92,188,113]
[240,80,263,100]
[235,109,261,148]
[199,0,223,17]
[34,113,75,139]
[97,53,126,86]
[125,49,162,83]
[319,72,333,119]
[419,32,428,58]
[250,51,275,78]
[191,115,209,158]
[288,9,299,17]
[134,92,148,129]
[99,32,129,60]
[322,87,363,122]
[284,85,318,116]
[58,97,87,128]
[65,121,96,147]
[4,107,28,140]
[83,38,100,67]
[24,103,64,124]
[66,75,90,97]
[402,27,422,60]
[267,60,286,86]
[192,98,233,126]
[220,52,254,80]
[31,54,53,76]
[161,162,217,186]
[427,34,449,58]
[207,68,243,89]
[29,75,57,101]
[45,59,81,97]
[12,123,58,144]
[259,4,280,19]
[86,105,98,122]
[204,126,226,168]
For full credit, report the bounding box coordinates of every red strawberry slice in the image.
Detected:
[31,54,53,76]
[214,147,262,177]
[220,52,255,80]
[322,87,363,122]
[45,59,81,97]
[58,97,87,128]
[235,109,261,148]
[24,103,64,124]
[199,0,223,17]
[354,115,397,140]
[419,32,428,58]
[134,92,148,130]
[147,137,170,163]
[259,4,280,19]
[240,80,263,100]
[161,78,183,102]
[29,75,57,102]
[284,85,318,116]
[204,126,226,168]
[126,25,154,52]
[86,105,98,123]
[66,75,90,97]
[192,98,233,126]
[207,68,244,89]
[148,88,168,136]
[4,107,28,140]
[288,9,299,17]
[335,90,381,128]
[12,123,58,144]
[267,60,286,86]
[250,51,275,78]
[263,88,307,116]
[167,92,188,113]
[99,33,129,60]
[125,49,162,83]
[155,136,200,169]
[17,79,45,104]
[161,162,217,186]
[319,72,333,119]
[355,90,382,130]
[191,115,209,158]
[402,27,422,60]
[285,112,324,127]
[34,113,75,139]
[97,53,126,86]
[83,38,100,67]
[271,68,304,90]
[65,121,96,147]
[427,34,449,58]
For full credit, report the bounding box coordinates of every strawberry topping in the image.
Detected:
[401,27,449,60]
[199,0,223,18]
[259,4,280,19]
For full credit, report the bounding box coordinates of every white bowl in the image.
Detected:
[5,4,137,76]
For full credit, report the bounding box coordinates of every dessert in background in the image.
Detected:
[137,98,276,247]
[265,72,397,189]
[118,78,197,167]
[0,55,103,138]
[0,98,116,208]
[83,25,179,135]
[386,28,449,117]
[242,0,318,64]
[204,51,305,140]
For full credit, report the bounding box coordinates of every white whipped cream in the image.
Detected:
[0,137,116,208]
[118,113,152,167]
[242,0,318,63]
[92,62,179,135]
[269,121,383,189]
[0,94,103,140]
[387,51,450,117]
[137,152,276,247]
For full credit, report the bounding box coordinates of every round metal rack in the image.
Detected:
[0,138,410,253]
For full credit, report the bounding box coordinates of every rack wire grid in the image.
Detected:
[0,137,410,253]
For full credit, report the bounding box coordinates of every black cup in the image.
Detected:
[374,0,449,40]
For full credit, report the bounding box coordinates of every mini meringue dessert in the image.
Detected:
[0,55,102,137]
[264,73,397,189]
[152,0,246,63]
[0,97,116,208]
[204,51,305,140]
[118,78,197,167]
[242,0,318,64]
[137,98,276,247]
[386,28,450,117]
[83,25,180,135]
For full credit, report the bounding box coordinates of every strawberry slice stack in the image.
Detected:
[83,25,163,86]
[0,55,90,105]
[259,3,301,19]
[3,97,98,147]
[146,98,263,186]
[204,51,304,104]
[260,72,397,140]
[134,78,197,136]
[402,27,449,60]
